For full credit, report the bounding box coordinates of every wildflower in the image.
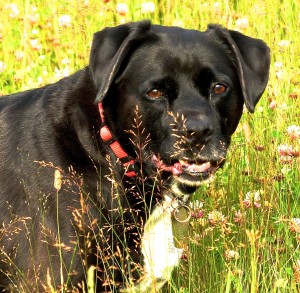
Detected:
[190,200,204,209]
[213,2,221,14]
[289,218,300,233]
[14,50,24,61]
[274,61,283,69]
[192,210,204,219]
[264,200,273,210]
[31,29,39,35]
[29,39,42,51]
[243,191,261,208]
[61,58,71,65]
[31,5,38,12]
[274,278,288,288]
[36,76,44,86]
[278,144,299,157]
[276,70,285,80]
[208,210,226,225]
[141,2,155,13]
[268,100,277,109]
[274,61,285,79]
[52,38,60,47]
[281,165,291,175]
[0,61,6,73]
[54,66,71,80]
[278,144,293,156]
[116,3,129,16]
[172,20,184,27]
[289,91,299,99]
[190,200,204,219]
[233,210,244,223]
[236,17,249,30]
[286,125,300,140]
[28,13,40,25]
[5,3,19,18]
[58,14,72,27]
[225,249,240,260]
[246,229,261,244]
[293,259,300,284]
[278,40,290,48]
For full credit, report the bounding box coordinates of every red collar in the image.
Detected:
[98,103,137,177]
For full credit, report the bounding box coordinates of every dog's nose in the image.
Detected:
[184,117,213,145]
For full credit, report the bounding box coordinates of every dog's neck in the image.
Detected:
[98,103,138,177]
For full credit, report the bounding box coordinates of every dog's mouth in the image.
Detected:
[152,155,221,185]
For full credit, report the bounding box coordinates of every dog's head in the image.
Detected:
[89,21,270,197]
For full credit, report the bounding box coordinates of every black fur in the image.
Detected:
[0,21,270,292]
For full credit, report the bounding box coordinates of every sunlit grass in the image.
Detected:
[0,0,299,292]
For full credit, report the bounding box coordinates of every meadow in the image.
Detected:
[0,0,299,292]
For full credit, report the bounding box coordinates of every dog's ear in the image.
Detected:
[89,21,152,103]
[208,25,270,113]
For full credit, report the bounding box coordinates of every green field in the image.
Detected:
[0,0,299,292]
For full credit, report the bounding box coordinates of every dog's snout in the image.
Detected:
[185,116,213,145]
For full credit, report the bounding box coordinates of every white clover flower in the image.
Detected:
[5,4,19,18]
[0,61,6,73]
[171,20,184,27]
[287,125,300,140]
[30,39,42,51]
[290,218,300,233]
[213,2,221,13]
[243,191,261,208]
[31,29,39,35]
[189,200,204,209]
[14,51,25,61]
[58,14,72,27]
[278,40,290,48]
[61,58,71,65]
[208,210,225,225]
[225,249,240,260]
[236,18,249,30]
[278,144,299,157]
[116,3,129,16]
[54,66,71,80]
[274,61,283,69]
[141,2,155,13]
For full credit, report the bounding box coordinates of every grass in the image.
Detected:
[0,0,299,292]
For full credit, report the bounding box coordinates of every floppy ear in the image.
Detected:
[89,21,152,103]
[208,25,270,113]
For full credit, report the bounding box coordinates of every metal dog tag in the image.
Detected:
[171,205,192,248]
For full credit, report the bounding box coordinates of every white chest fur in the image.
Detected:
[132,197,183,292]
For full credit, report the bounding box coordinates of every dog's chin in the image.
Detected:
[170,165,217,199]
[173,170,215,186]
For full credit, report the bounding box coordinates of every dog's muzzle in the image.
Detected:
[152,154,220,186]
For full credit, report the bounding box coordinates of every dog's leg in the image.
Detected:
[125,196,183,292]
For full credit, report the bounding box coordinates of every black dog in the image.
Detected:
[0,21,270,292]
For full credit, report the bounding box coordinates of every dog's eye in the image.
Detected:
[213,83,228,95]
[146,88,165,100]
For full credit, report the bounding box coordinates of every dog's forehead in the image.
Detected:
[128,27,233,77]
[152,26,220,52]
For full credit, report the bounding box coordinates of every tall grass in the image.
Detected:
[0,0,299,292]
